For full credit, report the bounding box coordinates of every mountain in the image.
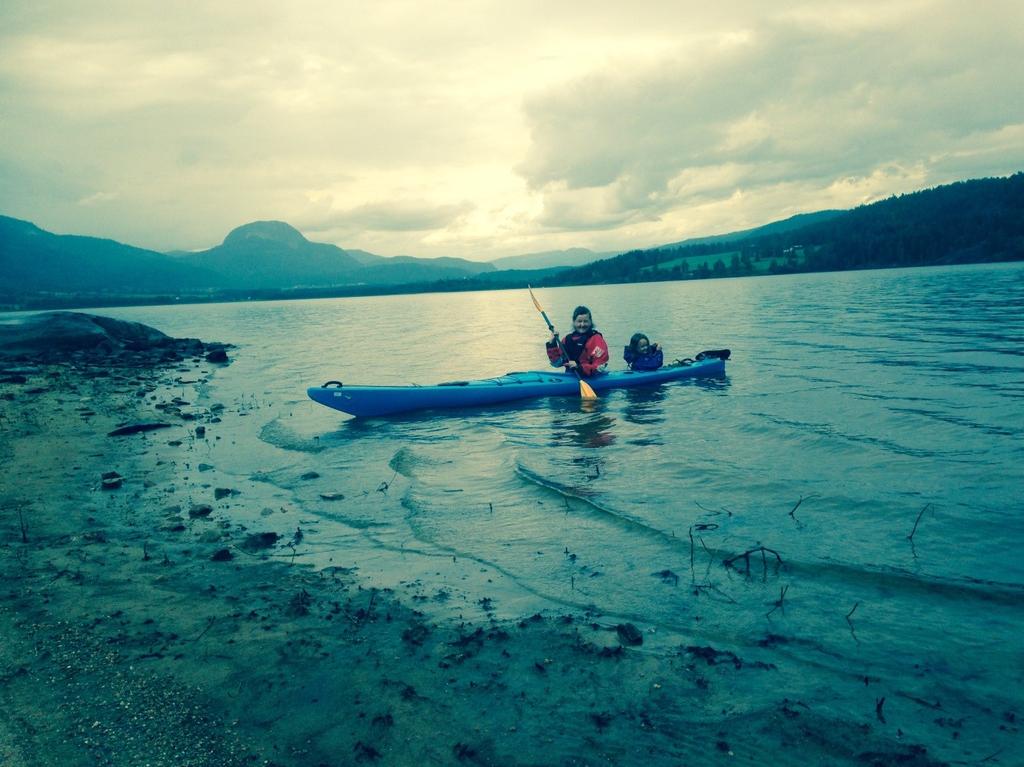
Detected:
[172,221,364,289]
[174,221,496,288]
[4,173,1021,310]
[536,174,1024,287]
[489,247,616,271]
[0,217,500,306]
[0,216,219,295]
[343,248,389,266]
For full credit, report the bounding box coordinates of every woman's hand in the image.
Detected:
[565,360,578,370]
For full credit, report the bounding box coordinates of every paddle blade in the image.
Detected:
[578,379,598,400]
[527,284,544,312]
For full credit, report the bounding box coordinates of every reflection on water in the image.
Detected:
[549,408,618,450]
[621,385,668,425]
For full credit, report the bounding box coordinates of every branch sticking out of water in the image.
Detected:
[377,471,398,493]
[695,501,732,516]
[766,585,789,617]
[846,602,860,644]
[723,546,784,577]
[688,526,695,580]
[788,494,819,519]
[907,503,932,542]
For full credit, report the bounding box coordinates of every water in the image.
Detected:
[91,263,1024,751]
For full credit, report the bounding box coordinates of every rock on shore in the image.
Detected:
[0,311,227,363]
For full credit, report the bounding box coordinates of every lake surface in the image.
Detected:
[92,263,1023,755]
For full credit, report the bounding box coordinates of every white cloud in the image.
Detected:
[0,0,1021,258]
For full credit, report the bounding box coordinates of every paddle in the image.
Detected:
[528,285,598,400]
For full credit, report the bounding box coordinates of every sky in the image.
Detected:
[1,1,1022,261]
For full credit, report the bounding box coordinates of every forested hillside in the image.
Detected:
[539,174,1024,286]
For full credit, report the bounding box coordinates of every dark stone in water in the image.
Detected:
[211,548,233,562]
[107,422,174,437]
[242,532,279,551]
[616,623,644,646]
[101,474,123,490]
[685,645,743,668]
[189,504,213,519]
[205,348,229,363]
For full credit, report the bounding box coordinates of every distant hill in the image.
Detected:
[537,174,1024,286]
[654,210,844,250]
[353,259,494,285]
[4,173,1021,310]
[174,221,495,288]
[489,247,616,271]
[0,218,499,306]
[172,221,364,289]
[0,216,219,295]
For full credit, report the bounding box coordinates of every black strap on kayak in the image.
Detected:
[322,380,343,387]
[696,349,731,361]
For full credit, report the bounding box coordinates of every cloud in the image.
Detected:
[0,0,1021,258]
[519,2,1024,235]
[303,199,474,234]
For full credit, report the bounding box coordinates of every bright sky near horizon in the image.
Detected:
[1,1,1022,261]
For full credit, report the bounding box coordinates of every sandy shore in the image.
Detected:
[0,349,956,766]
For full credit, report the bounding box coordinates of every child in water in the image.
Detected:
[623,333,664,371]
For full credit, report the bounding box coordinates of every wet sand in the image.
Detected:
[0,348,962,766]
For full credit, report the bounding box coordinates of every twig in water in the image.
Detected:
[723,546,784,577]
[688,526,695,578]
[875,697,886,724]
[18,506,29,543]
[699,538,715,581]
[695,502,731,516]
[907,503,932,542]
[693,583,738,604]
[788,494,819,519]
[845,602,861,643]
[192,617,217,643]
[766,585,789,617]
[377,471,398,493]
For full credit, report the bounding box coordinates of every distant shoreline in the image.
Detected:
[3,256,1022,314]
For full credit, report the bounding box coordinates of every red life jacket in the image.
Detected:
[546,329,609,377]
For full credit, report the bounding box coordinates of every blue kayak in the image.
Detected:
[307,351,728,417]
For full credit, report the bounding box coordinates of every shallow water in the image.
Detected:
[90,263,1024,754]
